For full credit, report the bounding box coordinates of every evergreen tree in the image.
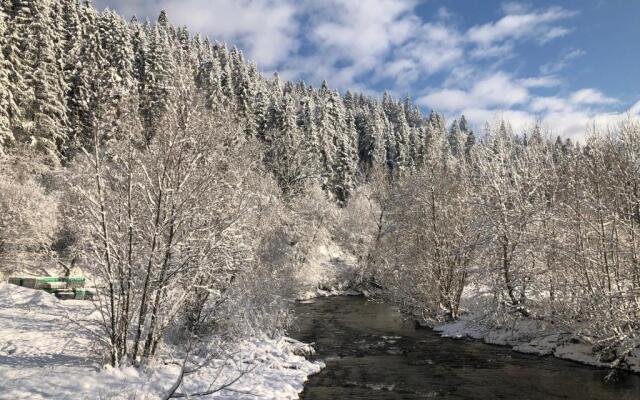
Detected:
[140,22,175,140]
[448,119,467,158]
[459,115,469,134]
[465,129,476,158]
[298,94,319,163]
[4,0,36,140]
[253,83,270,141]
[0,6,17,151]
[197,56,223,113]
[413,125,427,169]
[428,111,449,163]
[314,86,340,194]
[332,109,358,204]
[130,17,147,95]
[216,44,235,110]
[393,110,412,171]
[97,10,135,145]
[66,1,102,156]
[12,0,69,153]
[233,58,258,136]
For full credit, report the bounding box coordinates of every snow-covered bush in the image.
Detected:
[0,150,60,276]
[66,84,302,366]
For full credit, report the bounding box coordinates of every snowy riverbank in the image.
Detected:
[432,314,640,374]
[0,283,323,399]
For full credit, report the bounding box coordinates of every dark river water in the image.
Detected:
[291,295,640,400]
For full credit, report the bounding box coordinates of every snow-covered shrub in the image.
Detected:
[0,150,60,276]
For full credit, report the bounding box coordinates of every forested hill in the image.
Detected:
[0,0,477,203]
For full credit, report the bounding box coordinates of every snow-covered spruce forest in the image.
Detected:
[2,0,640,391]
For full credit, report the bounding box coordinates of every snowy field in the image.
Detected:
[0,283,323,400]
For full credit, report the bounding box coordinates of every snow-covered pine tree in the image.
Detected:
[259,72,284,146]
[24,0,69,154]
[267,93,305,195]
[448,119,467,158]
[129,17,147,95]
[459,115,476,158]
[196,51,224,114]
[4,0,37,141]
[215,44,235,111]
[232,53,258,136]
[0,6,17,152]
[253,83,270,142]
[403,95,423,128]
[332,108,359,204]
[413,125,427,169]
[357,99,387,173]
[382,93,414,172]
[465,131,476,157]
[298,93,319,166]
[0,5,21,154]
[459,115,469,134]
[314,82,338,195]
[426,111,450,167]
[140,19,175,141]
[393,104,412,172]
[66,1,102,156]
[96,10,135,145]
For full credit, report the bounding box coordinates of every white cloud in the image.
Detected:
[540,48,586,74]
[397,23,464,75]
[570,88,618,105]
[469,42,514,59]
[436,7,453,20]
[420,89,473,111]
[519,76,562,88]
[466,6,576,46]
[530,96,568,112]
[473,73,529,106]
[310,0,418,70]
[445,105,636,142]
[501,2,531,15]
[419,70,636,141]
[419,72,529,111]
[542,26,573,43]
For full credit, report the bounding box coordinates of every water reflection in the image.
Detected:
[292,296,640,400]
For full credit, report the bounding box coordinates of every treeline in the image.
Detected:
[0,0,477,204]
[349,120,640,370]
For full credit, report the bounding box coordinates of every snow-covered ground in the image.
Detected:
[434,313,640,373]
[294,240,361,300]
[0,283,323,399]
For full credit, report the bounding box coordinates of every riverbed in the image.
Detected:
[292,295,640,399]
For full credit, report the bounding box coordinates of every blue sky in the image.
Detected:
[94,0,640,139]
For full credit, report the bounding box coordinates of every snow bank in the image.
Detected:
[0,282,61,308]
[0,283,323,399]
[433,313,640,373]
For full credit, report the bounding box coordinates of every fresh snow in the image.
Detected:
[0,283,323,399]
[433,313,640,373]
[295,240,360,300]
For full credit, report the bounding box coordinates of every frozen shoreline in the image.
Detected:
[0,283,324,399]
[431,314,640,374]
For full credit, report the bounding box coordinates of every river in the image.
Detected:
[291,295,640,399]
